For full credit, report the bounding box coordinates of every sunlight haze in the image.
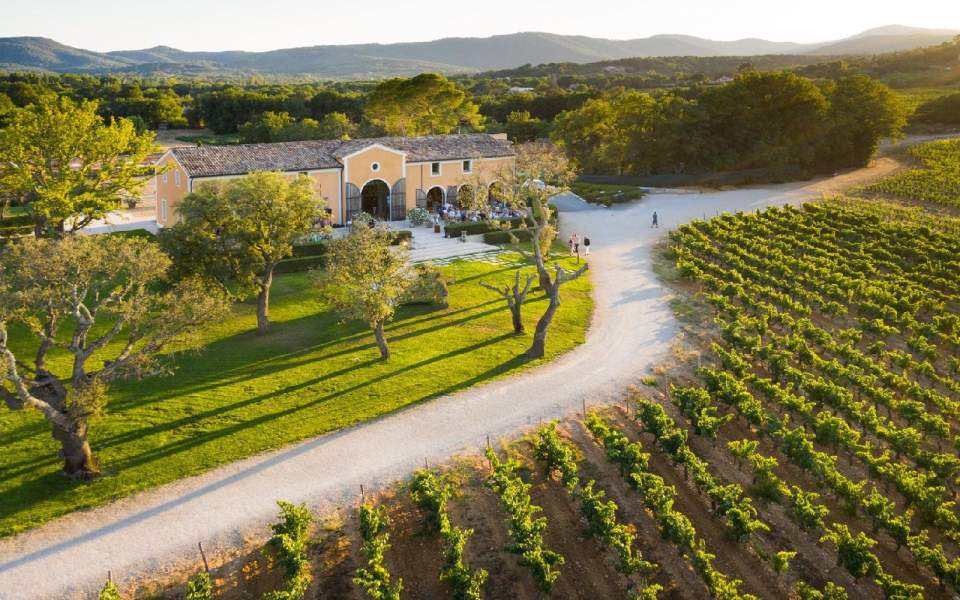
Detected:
[3,0,957,51]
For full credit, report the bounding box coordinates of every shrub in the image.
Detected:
[291,242,328,258]
[400,264,449,306]
[275,255,325,274]
[0,213,35,227]
[407,207,430,226]
[444,217,532,238]
[483,229,534,244]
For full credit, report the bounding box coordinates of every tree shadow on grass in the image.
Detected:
[100,332,518,473]
[107,300,511,413]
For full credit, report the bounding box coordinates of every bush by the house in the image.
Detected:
[483,229,534,244]
[276,230,411,274]
[400,264,449,307]
[407,207,431,226]
[444,217,533,238]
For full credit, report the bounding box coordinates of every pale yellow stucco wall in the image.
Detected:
[157,144,515,228]
[343,146,406,192]
[155,153,188,227]
[405,156,514,209]
[306,170,343,224]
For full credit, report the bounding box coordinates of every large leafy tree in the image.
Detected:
[820,75,906,168]
[364,73,482,137]
[0,235,228,478]
[694,70,830,170]
[317,223,412,360]
[0,95,156,236]
[161,172,323,335]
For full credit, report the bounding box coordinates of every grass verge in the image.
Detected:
[0,252,592,537]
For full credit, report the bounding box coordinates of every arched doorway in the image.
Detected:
[426,186,445,212]
[360,180,390,221]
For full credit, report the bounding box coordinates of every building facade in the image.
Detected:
[155,133,516,227]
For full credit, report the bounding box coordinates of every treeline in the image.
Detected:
[551,71,907,176]
[470,54,824,89]
[800,36,960,85]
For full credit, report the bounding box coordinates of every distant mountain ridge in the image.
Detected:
[0,26,956,79]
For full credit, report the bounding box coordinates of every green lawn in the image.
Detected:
[0,253,592,537]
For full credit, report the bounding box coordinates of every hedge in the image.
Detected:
[483,229,534,244]
[275,255,325,274]
[292,242,327,258]
[0,224,34,238]
[444,217,532,238]
[281,230,411,272]
[0,214,34,228]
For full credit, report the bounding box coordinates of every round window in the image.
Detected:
[371,162,381,172]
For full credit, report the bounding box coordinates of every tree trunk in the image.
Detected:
[527,290,559,359]
[256,268,274,335]
[374,320,390,360]
[510,302,524,334]
[51,420,98,479]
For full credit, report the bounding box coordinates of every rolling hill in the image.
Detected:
[0,26,956,79]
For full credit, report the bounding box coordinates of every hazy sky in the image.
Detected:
[4,0,958,51]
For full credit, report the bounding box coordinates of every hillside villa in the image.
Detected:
[155,133,516,227]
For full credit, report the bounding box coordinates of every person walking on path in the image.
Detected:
[583,236,591,256]
[651,211,659,228]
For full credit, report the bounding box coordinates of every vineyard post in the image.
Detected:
[486,435,492,469]
[582,398,586,417]
[198,541,210,573]
[360,484,365,504]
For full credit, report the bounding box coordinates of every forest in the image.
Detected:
[0,37,957,181]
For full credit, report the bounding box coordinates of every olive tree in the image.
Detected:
[494,143,587,358]
[480,271,535,334]
[0,95,157,237]
[317,223,412,360]
[0,235,229,478]
[161,171,322,334]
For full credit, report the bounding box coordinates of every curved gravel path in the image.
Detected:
[0,180,843,599]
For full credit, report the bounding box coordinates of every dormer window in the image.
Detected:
[463,160,472,174]
[431,162,441,176]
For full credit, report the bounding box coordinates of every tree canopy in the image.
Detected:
[0,95,157,236]
[0,235,228,477]
[552,71,906,177]
[161,172,323,334]
[363,73,483,137]
[316,223,412,360]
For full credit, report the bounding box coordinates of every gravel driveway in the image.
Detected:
[0,180,845,599]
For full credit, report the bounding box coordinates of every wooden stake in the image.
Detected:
[198,541,210,573]
[360,484,365,504]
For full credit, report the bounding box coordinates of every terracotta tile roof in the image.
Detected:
[331,134,516,162]
[170,134,514,178]
[170,141,342,178]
